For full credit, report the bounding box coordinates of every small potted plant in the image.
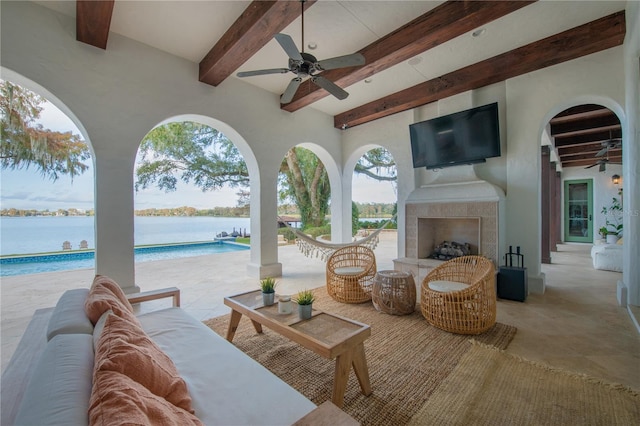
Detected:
[294,289,315,320]
[260,277,277,306]
[598,226,609,240]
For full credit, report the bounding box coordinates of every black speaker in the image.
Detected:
[497,266,528,302]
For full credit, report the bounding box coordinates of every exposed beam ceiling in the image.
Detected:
[550,104,622,169]
[334,10,626,129]
[281,0,536,113]
[199,0,316,86]
[76,0,114,50]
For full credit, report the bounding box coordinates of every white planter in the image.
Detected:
[298,304,313,320]
[606,234,619,244]
[262,292,275,306]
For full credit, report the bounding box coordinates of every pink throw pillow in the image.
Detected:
[94,313,194,413]
[89,370,202,426]
[85,275,138,326]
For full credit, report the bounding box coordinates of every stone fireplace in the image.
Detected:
[394,169,505,285]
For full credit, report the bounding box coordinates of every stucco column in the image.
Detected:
[93,150,139,293]
[246,168,282,279]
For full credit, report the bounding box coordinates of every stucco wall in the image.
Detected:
[505,46,625,292]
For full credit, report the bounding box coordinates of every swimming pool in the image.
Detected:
[0,241,249,277]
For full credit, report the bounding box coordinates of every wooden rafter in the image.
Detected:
[334,11,626,129]
[281,0,536,112]
[199,0,316,86]
[76,0,114,50]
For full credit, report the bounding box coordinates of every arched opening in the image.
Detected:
[1,75,96,276]
[540,103,623,268]
[131,115,258,283]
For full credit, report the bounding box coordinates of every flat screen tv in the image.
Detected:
[410,102,501,170]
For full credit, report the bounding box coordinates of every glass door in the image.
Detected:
[564,179,593,242]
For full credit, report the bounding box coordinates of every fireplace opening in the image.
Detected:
[430,240,472,260]
[417,217,480,259]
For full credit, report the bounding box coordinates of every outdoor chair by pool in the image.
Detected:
[326,245,377,304]
[421,255,496,334]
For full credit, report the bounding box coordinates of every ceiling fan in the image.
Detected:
[236,0,365,104]
[585,132,622,172]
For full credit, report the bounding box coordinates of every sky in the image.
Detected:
[1,100,397,212]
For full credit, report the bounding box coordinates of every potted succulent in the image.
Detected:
[294,289,315,320]
[260,277,277,306]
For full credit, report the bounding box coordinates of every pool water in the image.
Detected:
[0,241,249,277]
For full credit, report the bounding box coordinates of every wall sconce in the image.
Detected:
[611,174,620,185]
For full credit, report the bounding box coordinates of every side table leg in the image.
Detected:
[352,343,372,396]
[250,319,263,334]
[226,310,242,342]
[332,349,354,408]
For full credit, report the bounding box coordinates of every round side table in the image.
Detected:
[372,270,416,315]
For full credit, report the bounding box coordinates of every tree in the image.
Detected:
[279,147,331,228]
[0,80,90,180]
[135,121,397,229]
[136,121,248,195]
[354,148,396,182]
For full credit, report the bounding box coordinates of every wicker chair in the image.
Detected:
[420,255,496,334]
[326,245,377,304]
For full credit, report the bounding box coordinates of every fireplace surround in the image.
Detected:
[394,172,505,286]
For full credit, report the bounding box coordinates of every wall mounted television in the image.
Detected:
[410,102,501,170]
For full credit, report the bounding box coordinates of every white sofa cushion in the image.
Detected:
[428,280,469,293]
[591,244,622,272]
[46,288,94,340]
[14,334,94,426]
[137,308,316,426]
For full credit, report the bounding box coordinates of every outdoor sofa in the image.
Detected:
[3,275,342,425]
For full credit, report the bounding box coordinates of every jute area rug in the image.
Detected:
[204,287,516,425]
[409,341,640,426]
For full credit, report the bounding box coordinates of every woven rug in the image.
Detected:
[204,287,516,425]
[409,341,640,426]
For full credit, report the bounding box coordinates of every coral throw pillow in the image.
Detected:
[85,275,138,326]
[89,370,202,426]
[94,313,194,413]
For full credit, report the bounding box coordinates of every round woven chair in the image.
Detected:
[420,255,496,334]
[326,245,377,304]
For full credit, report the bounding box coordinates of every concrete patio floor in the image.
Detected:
[2,231,638,390]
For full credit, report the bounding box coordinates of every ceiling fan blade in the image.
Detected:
[317,53,365,71]
[599,162,606,172]
[311,76,349,100]
[584,163,598,169]
[274,33,303,62]
[237,68,290,77]
[281,77,302,104]
[595,147,608,157]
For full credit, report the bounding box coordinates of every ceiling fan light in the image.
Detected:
[307,42,317,50]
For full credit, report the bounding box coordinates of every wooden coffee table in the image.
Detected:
[224,290,372,408]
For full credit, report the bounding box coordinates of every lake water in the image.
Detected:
[0,216,251,256]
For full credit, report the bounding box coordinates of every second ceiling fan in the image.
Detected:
[236,0,365,104]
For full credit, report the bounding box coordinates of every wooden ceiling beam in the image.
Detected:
[563,156,622,168]
[554,128,622,148]
[550,114,620,136]
[76,0,114,50]
[282,0,535,112]
[550,105,612,123]
[335,10,626,129]
[199,0,316,86]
